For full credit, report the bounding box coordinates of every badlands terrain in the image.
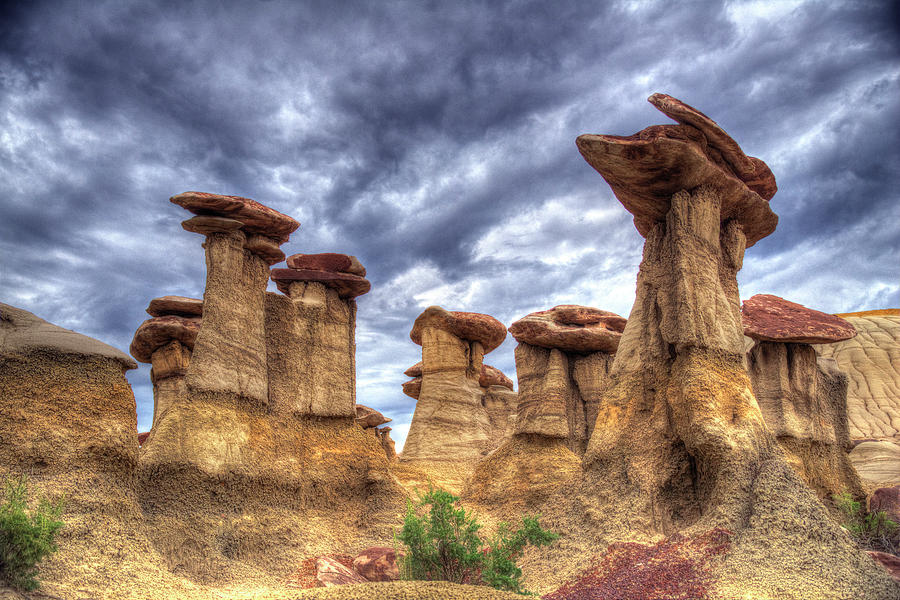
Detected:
[1,95,898,599]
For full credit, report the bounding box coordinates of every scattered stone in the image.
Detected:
[287,253,366,276]
[315,555,366,587]
[356,404,391,429]
[146,295,203,318]
[742,294,857,344]
[352,547,399,582]
[508,305,625,353]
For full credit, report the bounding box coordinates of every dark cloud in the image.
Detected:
[2,1,897,449]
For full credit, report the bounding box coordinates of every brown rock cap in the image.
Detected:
[130,315,201,363]
[508,305,625,353]
[480,364,514,390]
[146,296,203,318]
[170,191,300,244]
[286,253,366,277]
[410,306,507,354]
[355,404,392,429]
[404,362,423,378]
[402,377,422,400]
[270,268,371,298]
[742,294,857,344]
[576,93,777,247]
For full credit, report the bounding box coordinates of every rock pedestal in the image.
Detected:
[269,253,371,417]
[400,306,507,462]
[742,294,864,500]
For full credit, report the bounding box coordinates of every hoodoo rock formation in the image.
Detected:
[399,307,510,462]
[466,305,625,508]
[130,296,202,428]
[815,309,900,487]
[563,94,896,598]
[742,294,864,500]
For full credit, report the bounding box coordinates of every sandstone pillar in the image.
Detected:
[400,306,507,462]
[268,252,370,417]
[741,293,863,499]
[170,192,298,406]
[129,296,202,427]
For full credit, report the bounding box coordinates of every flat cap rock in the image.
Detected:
[270,268,371,298]
[170,191,299,244]
[479,364,514,390]
[286,253,366,277]
[742,294,857,344]
[402,377,422,400]
[130,315,201,363]
[404,362,423,378]
[146,296,203,318]
[410,306,507,354]
[1,303,136,369]
[355,404,392,428]
[508,305,626,353]
[576,93,777,247]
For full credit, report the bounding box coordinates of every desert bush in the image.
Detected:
[833,491,899,555]
[0,475,65,591]
[395,487,558,594]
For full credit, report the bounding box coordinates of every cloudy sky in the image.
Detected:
[2,0,898,449]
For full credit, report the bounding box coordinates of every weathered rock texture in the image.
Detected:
[466,306,622,508]
[518,94,898,598]
[130,297,202,428]
[743,294,858,343]
[400,307,509,462]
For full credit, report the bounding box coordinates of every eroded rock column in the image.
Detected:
[742,293,863,499]
[400,306,507,462]
[129,296,202,428]
[268,253,370,417]
[171,192,298,406]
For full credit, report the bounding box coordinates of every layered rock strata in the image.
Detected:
[465,305,624,508]
[814,310,900,487]
[400,307,508,461]
[268,253,371,417]
[742,294,863,499]
[130,296,202,428]
[561,94,896,598]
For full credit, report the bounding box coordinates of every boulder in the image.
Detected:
[146,295,203,318]
[356,404,391,429]
[286,252,366,276]
[404,362,423,377]
[402,376,422,400]
[315,556,366,586]
[410,306,507,354]
[271,268,371,299]
[352,547,399,582]
[869,486,900,523]
[479,364,514,390]
[743,294,857,344]
[868,552,900,583]
[170,191,299,244]
[129,316,200,363]
[508,305,625,353]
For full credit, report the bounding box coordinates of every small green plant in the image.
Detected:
[833,491,899,554]
[395,487,558,595]
[0,475,65,591]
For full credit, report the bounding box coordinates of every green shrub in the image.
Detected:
[833,491,899,554]
[395,487,558,595]
[0,475,65,591]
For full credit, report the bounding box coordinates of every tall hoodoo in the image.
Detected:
[573,94,896,597]
[170,191,299,405]
[400,306,508,461]
[742,294,864,499]
[269,252,371,417]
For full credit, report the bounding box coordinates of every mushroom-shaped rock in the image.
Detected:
[146,296,203,318]
[742,294,857,344]
[356,404,391,429]
[508,305,625,353]
[404,362,423,378]
[287,253,366,277]
[576,94,777,247]
[479,364,514,390]
[410,306,506,354]
[170,191,299,244]
[129,316,201,363]
[402,377,422,400]
[270,268,371,299]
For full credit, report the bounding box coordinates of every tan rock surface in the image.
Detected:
[813,313,900,441]
[479,363,514,390]
[850,440,900,487]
